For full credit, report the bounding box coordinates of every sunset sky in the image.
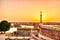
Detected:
[0,0,60,22]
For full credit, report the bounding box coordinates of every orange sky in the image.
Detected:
[0,0,60,22]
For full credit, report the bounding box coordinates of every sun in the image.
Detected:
[42,13,47,22]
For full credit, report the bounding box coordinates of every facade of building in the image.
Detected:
[39,27,60,40]
[39,11,60,40]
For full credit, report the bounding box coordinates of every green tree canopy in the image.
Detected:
[0,20,10,32]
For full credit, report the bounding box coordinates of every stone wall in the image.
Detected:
[39,28,60,40]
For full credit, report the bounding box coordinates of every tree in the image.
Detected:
[0,20,11,33]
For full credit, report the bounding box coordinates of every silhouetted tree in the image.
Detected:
[0,20,11,33]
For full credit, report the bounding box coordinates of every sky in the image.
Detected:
[0,0,60,22]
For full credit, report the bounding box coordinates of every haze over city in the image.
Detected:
[0,0,60,22]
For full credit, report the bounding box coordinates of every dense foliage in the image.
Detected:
[0,20,10,32]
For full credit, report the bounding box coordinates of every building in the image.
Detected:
[39,11,60,40]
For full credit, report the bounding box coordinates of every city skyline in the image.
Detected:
[0,0,60,22]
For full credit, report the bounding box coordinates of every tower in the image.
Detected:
[39,11,42,27]
[40,11,42,23]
